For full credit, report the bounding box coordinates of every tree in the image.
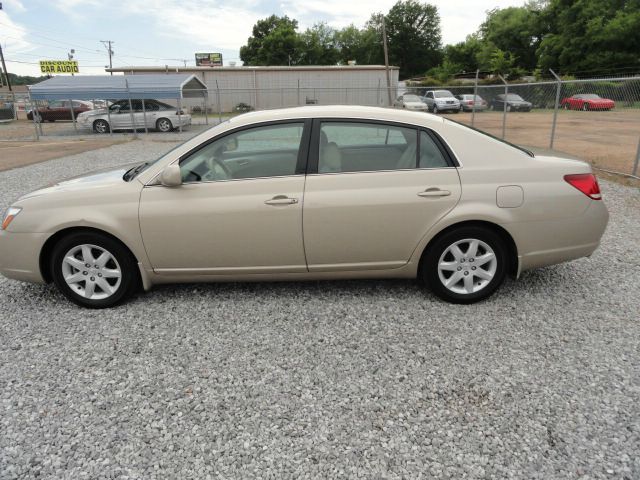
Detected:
[298,23,339,65]
[537,0,640,74]
[240,15,300,66]
[479,4,545,72]
[335,25,383,65]
[370,0,442,78]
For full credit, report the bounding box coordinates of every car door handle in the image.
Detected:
[265,195,298,205]
[418,188,451,197]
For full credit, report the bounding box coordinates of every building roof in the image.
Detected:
[107,65,400,73]
[28,74,207,100]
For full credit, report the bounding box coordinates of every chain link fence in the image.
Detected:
[1,76,639,177]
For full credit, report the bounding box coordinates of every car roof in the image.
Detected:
[226,105,445,128]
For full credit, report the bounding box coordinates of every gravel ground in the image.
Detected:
[1,140,639,479]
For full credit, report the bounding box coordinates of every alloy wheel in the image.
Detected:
[437,238,497,295]
[61,244,122,300]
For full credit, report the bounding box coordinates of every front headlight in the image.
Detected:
[1,207,22,230]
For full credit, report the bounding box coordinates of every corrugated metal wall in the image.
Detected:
[132,68,400,112]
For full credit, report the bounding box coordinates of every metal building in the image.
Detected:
[107,65,400,112]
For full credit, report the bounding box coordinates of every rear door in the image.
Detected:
[302,120,461,272]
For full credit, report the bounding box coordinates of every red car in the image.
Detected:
[27,100,93,122]
[560,94,615,111]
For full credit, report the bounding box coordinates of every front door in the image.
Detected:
[303,120,461,272]
[139,121,310,275]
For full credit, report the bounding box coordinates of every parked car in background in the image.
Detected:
[0,106,608,308]
[77,99,191,133]
[234,102,254,112]
[456,94,488,112]
[27,100,92,122]
[561,94,615,111]
[422,90,460,114]
[490,94,532,112]
[393,94,428,112]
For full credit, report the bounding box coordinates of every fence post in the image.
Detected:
[203,90,209,125]
[106,99,113,136]
[215,80,222,124]
[297,79,300,106]
[498,74,508,139]
[68,99,78,133]
[141,97,149,134]
[471,69,479,127]
[633,136,640,177]
[177,96,183,133]
[549,69,562,150]
[27,89,40,141]
[125,79,138,139]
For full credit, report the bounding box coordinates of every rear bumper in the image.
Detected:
[515,200,609,272]
[0,230,48,284]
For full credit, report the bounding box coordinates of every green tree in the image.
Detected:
[335,25,383,65]
[370,0,442,78]
[479,4,545,72]
[240,15,300,66]
[537,0,640,74]
[297,23,339,65]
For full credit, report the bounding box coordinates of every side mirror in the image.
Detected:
[160,164,182,187]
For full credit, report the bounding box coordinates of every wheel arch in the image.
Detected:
[417,220,519,279]
[39,226,142,285]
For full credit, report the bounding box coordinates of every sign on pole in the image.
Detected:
[39,60,79,74]
[195,53,223,67]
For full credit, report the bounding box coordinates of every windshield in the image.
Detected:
[123,120,232,181]
[577,94,600,100]
[403,95,421,102]
[504,94,524,101]
[444,118,534,158]
[434,91,454,98]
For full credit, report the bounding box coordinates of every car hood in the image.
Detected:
[17,164,138,201]
[434,97,458,102]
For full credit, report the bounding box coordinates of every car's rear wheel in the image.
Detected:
[93,119,110,134]
[156,118,173,132]
[50,232,139,308]
[421,226,507,304]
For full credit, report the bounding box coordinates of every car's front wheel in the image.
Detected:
[421,226,507,304]
[93,119,110,134]
[582,103,589,111]
[156,118,173,132]
[433,105,439,114]
[50,232,139,308]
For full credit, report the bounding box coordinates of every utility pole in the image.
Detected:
[0,43,12,92]
[101,40,114,75]
[380,15,392,106]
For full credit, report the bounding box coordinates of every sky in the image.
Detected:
[1,0,528,77]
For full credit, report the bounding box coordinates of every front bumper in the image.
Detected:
[0,230,48,284]
[434,104,460,111]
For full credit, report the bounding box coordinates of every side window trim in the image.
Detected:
[308,118,458,174]
[174,119,312,182]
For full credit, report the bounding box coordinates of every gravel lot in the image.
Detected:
[1,140,639,479]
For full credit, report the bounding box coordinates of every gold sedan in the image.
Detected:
[0,106,608,308]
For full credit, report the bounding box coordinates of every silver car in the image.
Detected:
[393,94,428,111]
[422,90,460,114]
[77,99,191,133]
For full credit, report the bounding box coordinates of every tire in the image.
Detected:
[50,232,139,308]
[433,105,439,114]
[156,118,173,132]
[506,104,512,112]
[421,226,507,304]
[93,119,110,134]
[563,103,570,110]
[582,103,589,111]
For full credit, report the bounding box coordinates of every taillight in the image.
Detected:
[564,173,602,200]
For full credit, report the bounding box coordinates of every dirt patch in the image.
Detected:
[445,110,640,176]
[0,138,130,171]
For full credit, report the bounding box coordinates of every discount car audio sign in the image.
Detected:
[39,60,79,74]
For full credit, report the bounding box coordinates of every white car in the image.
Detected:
[422,90,461,114]
[393,94,428,112]
[77,99,191,133]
